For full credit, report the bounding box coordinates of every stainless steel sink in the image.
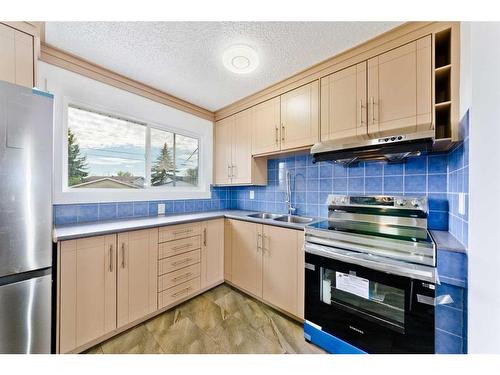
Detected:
[247,212,283,220]
[273,215,314,224]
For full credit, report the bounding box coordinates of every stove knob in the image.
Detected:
[395,198,406,207]
[411,199,420,208]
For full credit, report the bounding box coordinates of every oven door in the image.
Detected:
[304,247,435,354]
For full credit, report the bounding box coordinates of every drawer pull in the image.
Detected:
[172,244,192,251]
[108,244,113,272]
[172,287,191,298]
[173,228,193,236]
[172,258,192,267]
[121,243,126,268]
[172,272,193,282]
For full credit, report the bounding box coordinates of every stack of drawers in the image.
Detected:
[157,222,202,309]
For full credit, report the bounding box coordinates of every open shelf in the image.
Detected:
[434,28,453,141]
[435,29,451,69]
[435,102,451,139]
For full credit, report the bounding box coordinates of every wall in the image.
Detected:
[468,22,500,354]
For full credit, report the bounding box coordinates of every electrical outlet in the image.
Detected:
[158,203,166,215]
[249,190,255,200]
[458,193,465,216]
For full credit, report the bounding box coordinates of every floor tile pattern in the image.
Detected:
[84,284,325,354]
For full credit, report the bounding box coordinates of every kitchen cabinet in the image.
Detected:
[0,23,34,88]
[201,219,224,288]
[224,219,233,282]
[116,228,158,328]
[214,108,267,185]
[228,219,304,318]
[262,225,302,316]
[320,62,367,141]
[367,36,432,136]
[251,96,281,155]
[280,80,319,151]
[230,219,263,297]
[59,235,117,353]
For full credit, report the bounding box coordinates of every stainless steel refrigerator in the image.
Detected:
[0,81,53,353]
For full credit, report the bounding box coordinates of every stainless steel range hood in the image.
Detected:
[311,131,435,165]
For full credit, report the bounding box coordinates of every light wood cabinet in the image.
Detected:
[214,108,267,185]
[262,225,301,315]
[201,219,224,288]
[224,219,233,282]
[368,36,432,136]
[230,219,263,297]
[0,23,34,88]
[116,229,158,328]
[251,96,281,155]
[228,219,304,318]
[59,235,117,353]
[280,80,319,150]
[321,62,367,141]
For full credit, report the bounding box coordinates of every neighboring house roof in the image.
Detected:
[71,177,142,189]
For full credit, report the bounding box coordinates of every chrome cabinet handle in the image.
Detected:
[108,244,113,272]
[172,243,191,252]
[232,164,236,178]
[172,258,192,267]
[275,127,279,143]
[172,287,191,298]
[173,228,193,236]
[281,123,285,141]
[370,97,375,124]
[227,165,232,178]
[121,243,126,268]
[257,232,262,251]
[203,228,207,246]
[172,272,193,282]
[359,99,365,126]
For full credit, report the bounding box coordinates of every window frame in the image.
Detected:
[58,96,210,204]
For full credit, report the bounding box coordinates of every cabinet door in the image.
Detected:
[368,36,432,136]
[14,30,33,88]
[223,219,232,282]
[230,220,262,297]
[59,235,116,353]
[117,228,158,328]
[280,80,319,150]
[231,108,253,184]
[251,97,281,155]
[201,219,224,288]
[262,225,299,315]
[0,24,16,84]
[321,62,367,141]
[214,116,233,185]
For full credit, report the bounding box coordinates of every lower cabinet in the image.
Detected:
[227,219,304,318]
[116,229,158,328]
[59,235,117,354]
[201,219,224,288]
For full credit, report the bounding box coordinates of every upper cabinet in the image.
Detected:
[214,107,267,186]
[251,96,281,155]
[280,81,319,150]
[0,23,35,88]
[367,36,432,137]
[321,62,367,141]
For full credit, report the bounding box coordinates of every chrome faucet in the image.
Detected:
[285,169,296,215]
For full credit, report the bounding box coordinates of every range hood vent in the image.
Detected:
[311,132,434,165]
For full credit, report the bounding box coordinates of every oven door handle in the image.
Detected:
[305,242,436,283]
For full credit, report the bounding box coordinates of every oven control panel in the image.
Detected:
[327,194,428,211]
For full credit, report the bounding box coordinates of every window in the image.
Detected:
[67,105,199,190]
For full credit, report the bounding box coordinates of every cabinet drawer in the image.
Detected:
[158,236,201,259]
[158,223,202,243]
[158,249,200,275]
[158,263,201,292]
[158,277,201,309]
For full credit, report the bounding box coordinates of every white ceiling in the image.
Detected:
[45,22,402,112]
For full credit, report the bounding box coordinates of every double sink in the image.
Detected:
[246,212,315,224]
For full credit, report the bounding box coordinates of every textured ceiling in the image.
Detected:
[45,22,402,111]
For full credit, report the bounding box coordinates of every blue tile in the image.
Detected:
[436,329,463,354]
[203,200,212,211]
[117,202,134,218]
[306,165,319,179]
[404,175,426,193]
[436,305,463,337]
[429,210,448,230]
[405,156,427,174]
[384,175,403,192]
[194,200,203,211]
[365,177,382,194]
[184,200,195,212]
[99,203,117,221]
[78,204,99,223]
[307,179,319,191]
[365,162,383,176]
[428,154,448,174]
[54,205,78,225]
[295,154,307,167]
[319,178,333,192]
[333,164,347,177]
[428,174,447,193]
[333,178,347,193]
[428,194,449,211]
[438,250,467,282]
[173,200,185,213]
[436,283,464,310]
[306,192,319,204]
[319,163,333,178]
[384,162,404,176]
[294,191,306,204]
[133,202,148,217]
[348,163,364,177]
[348,177,364,192]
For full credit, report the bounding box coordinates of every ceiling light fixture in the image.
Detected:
[222,45,259,74]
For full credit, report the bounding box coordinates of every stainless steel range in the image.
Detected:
[303,194,438,354]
